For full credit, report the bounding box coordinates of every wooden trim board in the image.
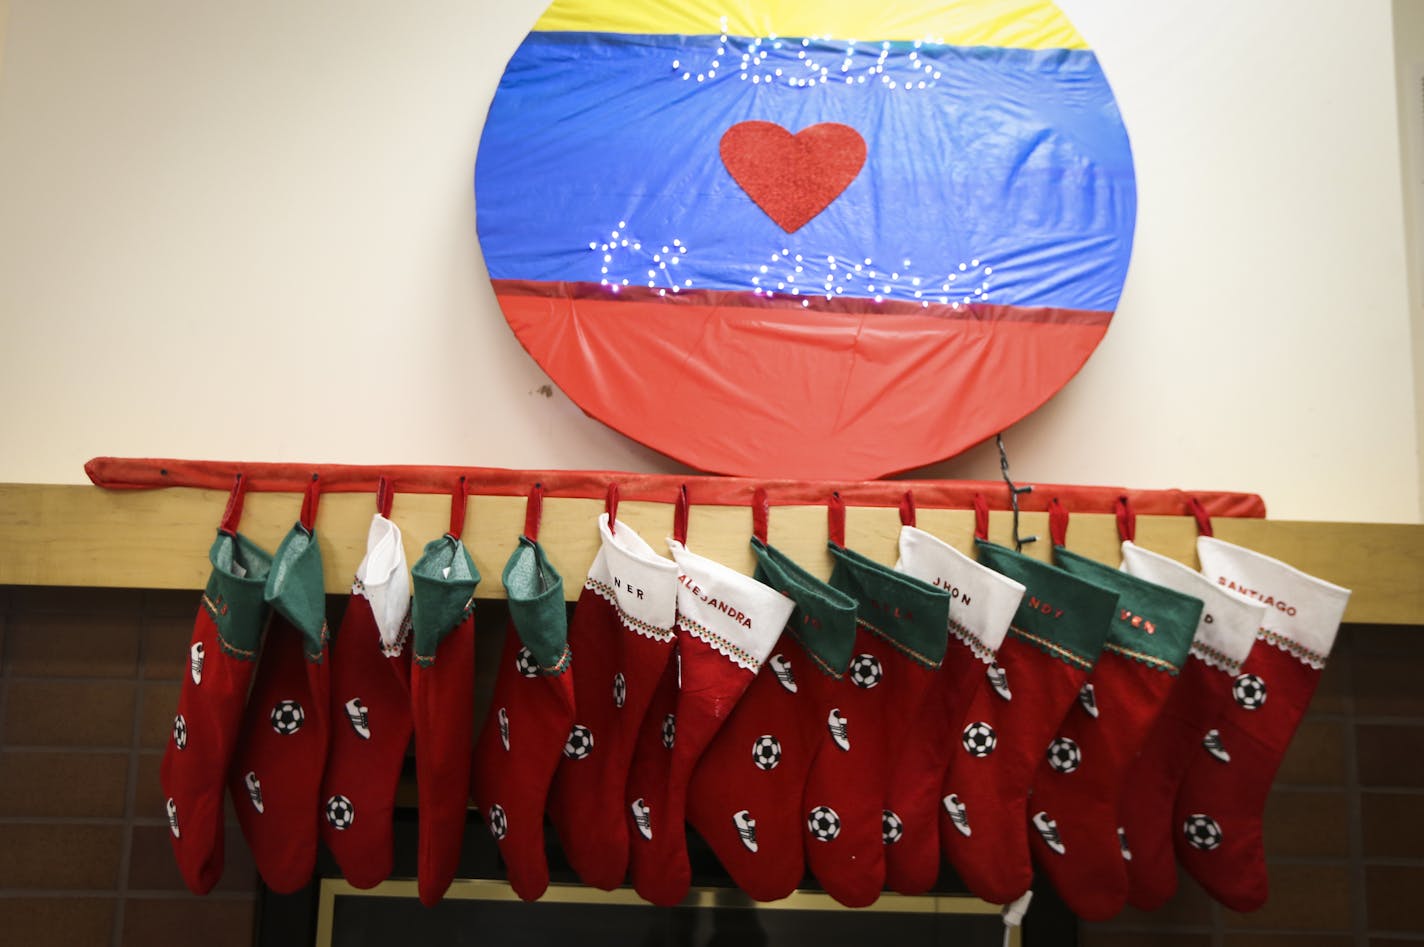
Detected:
[1,483,1420,624]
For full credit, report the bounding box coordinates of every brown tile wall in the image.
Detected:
[1082,624,1424,946]
[0,586,257,947]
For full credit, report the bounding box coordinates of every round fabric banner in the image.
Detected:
[476,0,1135,479]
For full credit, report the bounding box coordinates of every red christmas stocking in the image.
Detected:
[546,513,678,890]
[1116,540,1265,913]
[1172,537,1350,912]
[320,509,413,889]
[162,482,272,894]
[939,540,1116,905]
[802,542,950,908]
[626,539,794,906]
[885,525,1026,896]
[471,535,573,902]
[229,483,332,894]
[686,537,858,902]
[1026,545,1202,921]
[409,528,480,907]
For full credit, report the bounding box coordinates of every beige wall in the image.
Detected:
[0,0,1418,523]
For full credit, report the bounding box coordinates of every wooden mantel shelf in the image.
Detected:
[1,484,1420,625]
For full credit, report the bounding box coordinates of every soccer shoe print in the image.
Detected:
[769,653,798,693]
[269,700,304,735]
[325,795,355,831]
[1202,728,1231,764]
[807,805,842,843]
[563,724,594,760]
[1118,827,1132,861]
[244,772,265,814]
[733,809,759,852]
[827,708,850,752]
[498,707,511,751]
[1077,682,1099,719]
[189,642,205,685]
[987,663,1012,701]
[1032,811,1065,856]
[630,798,653,841]
[167,798,181,838]
[942,793,971,838]
[343,698,371,740]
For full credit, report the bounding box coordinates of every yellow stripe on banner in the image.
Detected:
[533,0,1089,50]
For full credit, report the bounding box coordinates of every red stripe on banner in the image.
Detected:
[495,290,1113,480]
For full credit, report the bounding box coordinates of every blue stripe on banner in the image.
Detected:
[476,32,1135,312]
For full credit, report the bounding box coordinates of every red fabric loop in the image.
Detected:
[899,490,916,528]
[448,476,468,540]
[218,473,247,535]
[752,487,769,543]
[1048,497,1069,548]
[523,483,544,542]
[1189,496,1215,538]
[673,484,690,545]
[606,482,620,534]
[828,491,846,548]
[299,475,321,532]
[376,476,394,519]
[1114,495,1136,543]
[973,492,989,541]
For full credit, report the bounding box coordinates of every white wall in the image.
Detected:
[0,1,1418,524]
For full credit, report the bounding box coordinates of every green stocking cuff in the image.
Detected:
[827,542,950,670]
[264,524,328,662]
[1053,547,1202,675]
[412,534,481,664]
[205,530,272,660]
[974,540,1117,671]
[751,538,858,677]
[503,536,569,674]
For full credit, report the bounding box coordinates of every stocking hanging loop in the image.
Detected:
[899,490,917,528]
[827,491,846,548]
[447,475,468,540]
[1048,497,1069,547]
[376,476,394,519]
[973,492,990,542]
[1189,496,1214,537]
[218,472,247,536]
[1114,495,1136,543]
[606,482,620,535]
[673,484,690,545]
[752,487,769,543]
[523,482,545,542]
[299,473,321,533]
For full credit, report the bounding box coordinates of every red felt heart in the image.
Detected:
[719,121,867,233]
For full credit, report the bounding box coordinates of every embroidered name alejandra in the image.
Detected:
[678,572,753,628]
[1217,578,1297,616]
